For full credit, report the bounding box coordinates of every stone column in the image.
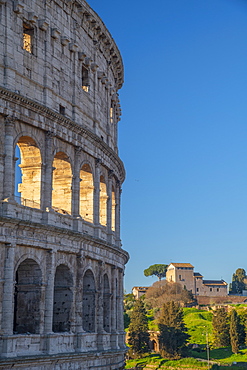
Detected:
[3,116,15,200]
[2,243,15,335]
[107,171,113,241]
[117,268,125,349]
[0,115,5,200]
[110,266,118,349]
[72,147,81,219]
[96,261,104,350]
[41,131,54,215]
[44,250,55,334]
[115,182,121,247]
[93,158,100,237]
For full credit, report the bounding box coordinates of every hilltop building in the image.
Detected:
[166,263,228,297]
[132,286,149,299]
[0,0,128,369]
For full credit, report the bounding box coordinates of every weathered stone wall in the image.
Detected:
[0,0,128,369]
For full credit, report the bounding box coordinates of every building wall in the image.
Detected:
[196,282,227,297]
[166,265,195,293]
[0,1,128,369]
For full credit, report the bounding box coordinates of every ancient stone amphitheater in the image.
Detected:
[0,0,129,369]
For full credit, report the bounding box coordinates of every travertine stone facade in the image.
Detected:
[0,0,129,369]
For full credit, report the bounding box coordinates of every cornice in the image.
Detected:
[0,87,125,183]
[73,0,124,89]
[0,215,130,264]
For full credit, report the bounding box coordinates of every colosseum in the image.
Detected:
[0,0,129,369]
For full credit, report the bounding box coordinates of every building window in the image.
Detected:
[23,24,34,53]
[217,288,219,292]
[179,275,182,281]
[210,288,212,292]
[196,288,199,292]
[82,66,89,92]
[59,104,65,115]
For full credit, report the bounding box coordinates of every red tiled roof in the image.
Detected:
[170,263,194,268]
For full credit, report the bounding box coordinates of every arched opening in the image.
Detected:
[52,152,72,214]
[103,274,110,332]
[111,185,116,231]
[80,164,94,222]
[13,258,42,334]
[52,264,73,333]
[82,270,96,332]
[100,175,107,226]
[15,136,42,208]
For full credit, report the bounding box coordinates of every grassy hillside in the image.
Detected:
[125,305,247,369]
[183,307,213,345]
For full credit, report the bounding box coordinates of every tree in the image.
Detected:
[230,309,241,354]
[212,308,230,348]
[124,293,135,330]
[144,264,168,281]
[145,280,194,309]
[128,299,150,357]
[237,309,247,346]
[230,268,247,295]
[158,301,189,359]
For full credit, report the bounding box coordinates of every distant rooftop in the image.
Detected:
[194,272,203,277]
[169,263,194,268]
[203,280,227,286]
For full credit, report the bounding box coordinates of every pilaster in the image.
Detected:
[115,182,121,247]
[107,170,113,243]
[93,158,100,237]
[3,116,15,200]
[0,115,5,200]
[41,131,54,214]
[2,243,15,335]
[44,250,55,334]
[72,147,81,220]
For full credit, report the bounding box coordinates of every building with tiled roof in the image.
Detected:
[132,286,149,299]
[166,263,228,297]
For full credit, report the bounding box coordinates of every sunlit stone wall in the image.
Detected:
[0,1,128,369]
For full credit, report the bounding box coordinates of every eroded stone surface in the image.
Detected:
[0,1,128,368]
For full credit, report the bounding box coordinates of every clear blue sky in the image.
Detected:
[88,0,247,293]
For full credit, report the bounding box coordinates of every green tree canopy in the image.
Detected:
[230,268,247,294]
[212,307,230,348]
[230,309,241,354]
[128,299,150,357]
[144,264,168,281]
[158,301,189,359]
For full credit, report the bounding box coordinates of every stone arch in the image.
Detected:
[13,258,42,334]
[111,184,116,231]
[103,273,111,332]
[80,163,94,222]
[52,264,73,333]
[100,175,107,226]
[82,269,96,332]
[149,338,159,352]
[52,151,72,214]
[15,136,42,208]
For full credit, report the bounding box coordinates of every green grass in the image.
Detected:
[125,353,163,368]
[183,308,213,345]
[125,306,247,369]
[189,347,247,364]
